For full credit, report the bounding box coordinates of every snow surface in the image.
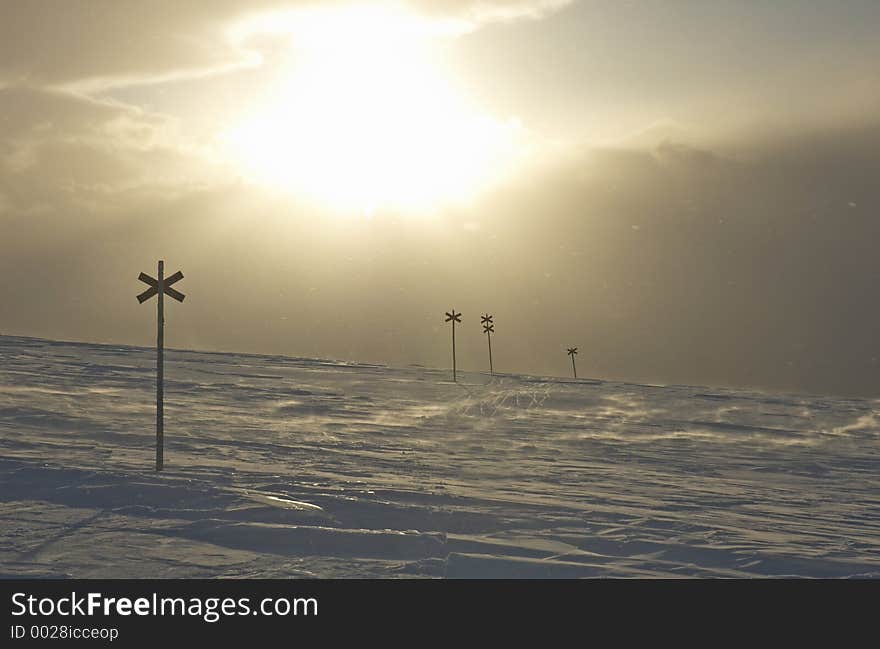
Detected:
[1,335,878,578]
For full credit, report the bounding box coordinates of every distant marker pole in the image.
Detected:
[137,260,185,471]
[157,261,163,470]
[445,310,462,382]
[481,314,494,375]
[567,347,578,379]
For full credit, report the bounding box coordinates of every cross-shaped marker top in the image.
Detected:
[137,270,185,304]
[481,314,493,325]
[445,310,461,323]
[567,347,578,356]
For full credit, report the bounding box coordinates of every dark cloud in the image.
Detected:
[469,124,880,395]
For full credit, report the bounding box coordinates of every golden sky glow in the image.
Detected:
[223,5,527,214]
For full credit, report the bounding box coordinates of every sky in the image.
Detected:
[2,0,879,396]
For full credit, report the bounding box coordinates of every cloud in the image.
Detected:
[3,116,880,396]
[0,0,570,214]
[413,0,573,25]
[471,121,880,395]
[0,1,315,89]
[3,0,878,397]
[0,86,224,215]
[0,1,572,90]
[0,86,176,152]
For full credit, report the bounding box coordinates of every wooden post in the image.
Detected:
[481,314,494,376]
[487,328,493,375]
[452,317,457,382]
[137,261,184,472]
[445,310,462,383]
[156,260,164,471]
[567,347,578,380]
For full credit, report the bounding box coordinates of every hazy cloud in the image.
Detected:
[2,1,879,397]
[413,0,573,25]
[0,86,223,215]
[3,117,880,395]
[0,0,572,90]
[0,1,281,88]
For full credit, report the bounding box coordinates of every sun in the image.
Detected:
[223,5,525,215]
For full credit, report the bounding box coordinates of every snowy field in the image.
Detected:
[1,334,878,578]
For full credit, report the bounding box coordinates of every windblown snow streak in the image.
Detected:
[0,335,878,578]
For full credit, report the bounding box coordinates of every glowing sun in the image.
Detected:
[224,5,524,215]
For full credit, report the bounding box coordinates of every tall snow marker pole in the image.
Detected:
[567,347,578,379]
[481,314,494,375]
[137,261,185,471]
[445,310,462,382]
[157,260,163,471]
